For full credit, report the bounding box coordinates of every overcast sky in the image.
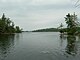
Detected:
[0,0,80,31]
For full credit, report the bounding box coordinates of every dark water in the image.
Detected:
[0,32,80,60]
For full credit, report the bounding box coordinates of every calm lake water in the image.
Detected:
[0,32,80,60]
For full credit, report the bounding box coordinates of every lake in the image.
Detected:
[0,32,80,60]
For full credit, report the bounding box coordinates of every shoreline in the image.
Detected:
[0,33,15,35]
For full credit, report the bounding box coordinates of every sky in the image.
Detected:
[0,0,80,31]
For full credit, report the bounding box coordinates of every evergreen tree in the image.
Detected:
[0,13,22,34]
[59,23,64,34]
[65,13,78,35]
[15,26,22,33]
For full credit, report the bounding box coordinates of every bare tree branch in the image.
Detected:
[75,0,80,5]
[75,0,80,7]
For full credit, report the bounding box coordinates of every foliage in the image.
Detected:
[58,23,64,34]
[0,13,22,34]
[64,13,78,35]
[15,26,22,33]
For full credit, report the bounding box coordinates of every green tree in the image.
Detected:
[15,26,22,33]
[65,13,78,35]
[59,23,64,33]
[0,13,22,34]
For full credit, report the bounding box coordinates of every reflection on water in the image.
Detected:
[66,35,77,56]
[60,34,78,56]
[60,34,67,40]
[0,32,80,60]
[0,34,15,60]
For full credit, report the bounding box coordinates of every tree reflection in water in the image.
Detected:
[0,34,15,60]
[60,34,78,56]
[65,35,77,56]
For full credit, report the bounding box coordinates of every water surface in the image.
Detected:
[0,32,80,60]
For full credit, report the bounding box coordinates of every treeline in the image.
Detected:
[32,28,60,32]
[0,13,22,34]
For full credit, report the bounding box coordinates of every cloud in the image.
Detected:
[29,0,71,5]
[0,0,79,30]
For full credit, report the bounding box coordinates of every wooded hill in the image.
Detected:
[32,28,60,32]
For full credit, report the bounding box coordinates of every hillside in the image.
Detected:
[32,28,60,32]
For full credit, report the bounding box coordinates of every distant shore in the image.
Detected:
[31,28,60,32]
